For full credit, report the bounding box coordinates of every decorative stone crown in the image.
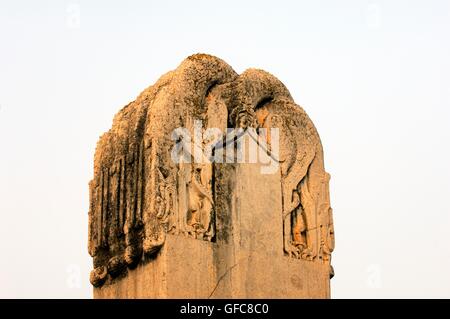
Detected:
[88,54,334,288]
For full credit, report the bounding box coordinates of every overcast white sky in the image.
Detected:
[0,0,449,298]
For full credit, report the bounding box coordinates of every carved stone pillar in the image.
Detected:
[89,54,334,298]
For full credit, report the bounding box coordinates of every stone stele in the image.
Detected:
[88,53,335,298]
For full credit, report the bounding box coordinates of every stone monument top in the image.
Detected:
[88,54,335,298]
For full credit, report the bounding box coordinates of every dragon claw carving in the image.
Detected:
[143,231,166,257]
[89,266,107,288]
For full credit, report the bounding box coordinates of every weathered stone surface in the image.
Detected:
[94,235,330,299]
[88,53,334,298]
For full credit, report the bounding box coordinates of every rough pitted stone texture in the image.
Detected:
[88,54,334,298]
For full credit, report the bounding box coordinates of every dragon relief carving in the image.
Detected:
[254,98,334,267]
[224,68,334,269]
[177,118,216,241]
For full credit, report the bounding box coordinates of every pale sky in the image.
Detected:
[0,0,449,298]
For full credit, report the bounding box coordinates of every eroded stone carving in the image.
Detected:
[255,97,334,267]
[88,54,334,287]
[185,162,214,240]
